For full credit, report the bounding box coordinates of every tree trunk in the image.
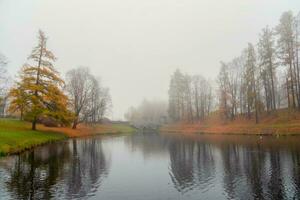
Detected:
[31,40,43,131]
[287,76,291,108]
[255,103,259,124]
[32,117,37,130]
[72,122,78,129]
[195,88,200,120]
[254,87,259,124]
[72,117,78,129]
[289,61,296,108]
[20,109,23,121]
[270,63,276,110]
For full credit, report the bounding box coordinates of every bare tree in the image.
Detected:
[168,69,214,123]
[258,26,277,111]
[66,67,111,128]
[66,67,92,128]
[0,53,8,96]
[218,62,230,120]
[0,53,9,116]
[244,43,259,123]
[166,10,300,125]
[276,11,297,109]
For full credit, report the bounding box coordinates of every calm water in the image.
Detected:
[1,132,300,200]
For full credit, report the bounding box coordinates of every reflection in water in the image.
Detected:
[168,140,215,193]
[6,143,71,200]
[1,133,300,199]
[163,134,300,199]
[66,139,109,199]
[1,138,110,200]
[291,149,300,199]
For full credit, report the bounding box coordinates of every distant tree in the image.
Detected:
[218,62,230,120]
[276,11,298,109]
[125,99,168,128]
[183,74,194,122]
[66,67,92,128]
[0,53,8,102]
[258,26,277,111]
[167,10,300,124]
[66,67,111,129]
[244,43,259,123]
[168,69,213,123]
[8,30,72,129]
[168,69,185,121]
[84,76,111,125]
[192,75,213,120]
[0,53,9,116]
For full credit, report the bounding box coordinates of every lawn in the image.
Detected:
[0,119,66,156]
[0,119,136,156]
[38,122,137,137]
[97,123,137,134]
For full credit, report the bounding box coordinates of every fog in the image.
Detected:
[1,0,300,119]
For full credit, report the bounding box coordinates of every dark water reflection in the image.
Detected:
[1,133,300,199]
[0,138,109,200]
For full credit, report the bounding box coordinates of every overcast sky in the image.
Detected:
[1,0,300,119]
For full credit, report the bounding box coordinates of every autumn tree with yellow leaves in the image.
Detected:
[9,30,72,130]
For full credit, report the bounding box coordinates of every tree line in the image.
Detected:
[125,99,168,128]
[168,11,300,123]
[168,69,214,122]
[0,30,111,130]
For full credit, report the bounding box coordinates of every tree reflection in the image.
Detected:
[66,138,110,199]
[242,145,267,200]
[267,150,285,199]
[220,143,245,199]
[167,135,300,199]
[6,143,70,199]
[290,149,300,199]
[168,139,215,193]
[4,134,300,200]
[4,138,110,200]
[125,132,169,159]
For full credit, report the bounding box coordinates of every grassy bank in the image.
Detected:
[0,119,136,156]
[39,123,136,137]
[161,109,300,135]
[0,119,66,156]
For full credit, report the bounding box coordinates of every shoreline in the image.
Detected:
[0,137,67,157]
[160,109,300,136]
[160,123,300,136]
[0,119,136,157]
[161,129,300,136]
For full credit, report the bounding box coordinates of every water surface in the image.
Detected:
[1,132,300,200]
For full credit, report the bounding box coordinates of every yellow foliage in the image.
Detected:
[8,30,74,128]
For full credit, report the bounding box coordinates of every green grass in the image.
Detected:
[94,123,137,135]
[0,119,136,156]
[110,124,137,133]
[0,119,31,131]
[0,119,66,156]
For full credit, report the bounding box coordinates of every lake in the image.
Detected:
[1,132,300,200]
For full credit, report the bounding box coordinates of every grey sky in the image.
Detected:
[1,0,300,119]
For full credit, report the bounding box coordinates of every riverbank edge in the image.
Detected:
[160,128,300,136]
[160,109,300,136]
[159,124,300,136]
[0,121,137,157]
[0,134,67,157]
